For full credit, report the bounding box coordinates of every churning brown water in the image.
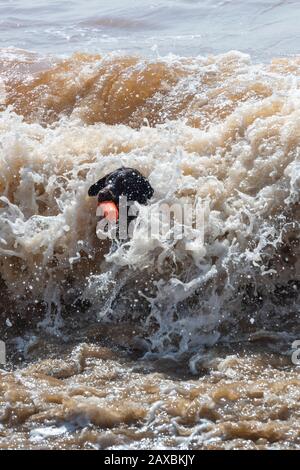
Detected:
[0,0,300,450]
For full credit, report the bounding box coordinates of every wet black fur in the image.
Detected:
[88,167,154,205]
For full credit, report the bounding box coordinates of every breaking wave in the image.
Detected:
[0,49,299,363]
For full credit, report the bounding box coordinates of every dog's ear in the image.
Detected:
[88,176,108,196]
[97,185,117,203]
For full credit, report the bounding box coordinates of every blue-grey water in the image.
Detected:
[0,0,300,59]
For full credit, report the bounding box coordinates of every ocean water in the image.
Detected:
[1,0,300,59]
[0,0,300,450]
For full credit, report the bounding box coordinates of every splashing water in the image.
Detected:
[0,51,299,357]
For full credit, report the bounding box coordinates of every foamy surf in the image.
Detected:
[0,50,299,349]
[0,46,299,450]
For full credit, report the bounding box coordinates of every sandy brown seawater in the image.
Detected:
[1,328,299,450]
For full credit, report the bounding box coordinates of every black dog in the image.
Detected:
[88,167,154,207]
